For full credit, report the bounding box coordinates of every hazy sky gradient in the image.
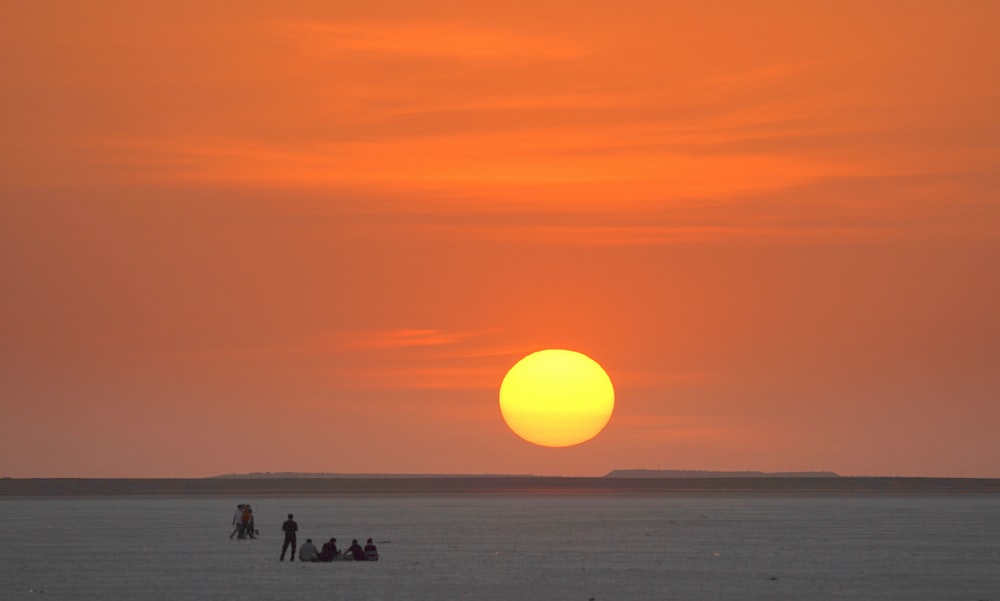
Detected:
[2,1,998,477]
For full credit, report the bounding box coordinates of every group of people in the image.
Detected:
[229,504,257,539]
[229,506,380,562]
[281,513,379,562]
[297,536,379,562]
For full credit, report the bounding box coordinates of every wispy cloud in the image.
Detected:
[194,326,699,393]
[195,327,520,391]
[330,328,503,351]
[9,5,996,251]
[197,328,503,360]
[276,20,589,61]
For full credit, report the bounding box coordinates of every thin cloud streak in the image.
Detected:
[332,328,504,351]
[276,20,590,61]
[193,327,690,392]
[195,328,504,360]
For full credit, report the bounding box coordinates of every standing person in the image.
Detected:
[229,504,245,539]
[280,513,298,561]
[245,506,256,539]
[363,538,379,561]
[347,538,365,561]
[240,505,253,539]
[299,538,319,562]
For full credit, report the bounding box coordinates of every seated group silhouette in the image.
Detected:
[299,537,379,562]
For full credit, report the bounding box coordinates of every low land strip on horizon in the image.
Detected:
[211,469,841,479]
[2,476,999,496]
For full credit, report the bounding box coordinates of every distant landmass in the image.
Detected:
[212,472,538,479]
[3,474,999,496]
[605,469,841,478]
[216,470,841,479]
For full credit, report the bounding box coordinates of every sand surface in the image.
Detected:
[2,494,999,600]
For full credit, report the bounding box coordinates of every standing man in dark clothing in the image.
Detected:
[280,513,298,561]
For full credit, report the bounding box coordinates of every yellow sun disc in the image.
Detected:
[499,349,615,447]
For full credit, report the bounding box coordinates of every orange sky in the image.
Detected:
[2,1,998,477]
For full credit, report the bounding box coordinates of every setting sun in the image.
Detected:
[499,349,615,447]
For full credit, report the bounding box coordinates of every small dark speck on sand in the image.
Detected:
[769,577,778,581]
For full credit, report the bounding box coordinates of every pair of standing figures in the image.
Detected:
[229,504,257,539]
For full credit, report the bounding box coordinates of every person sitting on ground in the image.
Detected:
[319,537,339,562]
[347,538,365,561]
[299,538,320,562]
[363,538,379,561]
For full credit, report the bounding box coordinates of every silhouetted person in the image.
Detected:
[299,538,319,562]
[280,513,298,561]
[363,538,379,561]
[319,537,339,562]
[347,538,365,561]
[229,504,245,539]
[243,505,256,539]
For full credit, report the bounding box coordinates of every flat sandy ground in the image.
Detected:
[2,494,999,600]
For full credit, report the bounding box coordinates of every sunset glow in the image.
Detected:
[1,1,998,478]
